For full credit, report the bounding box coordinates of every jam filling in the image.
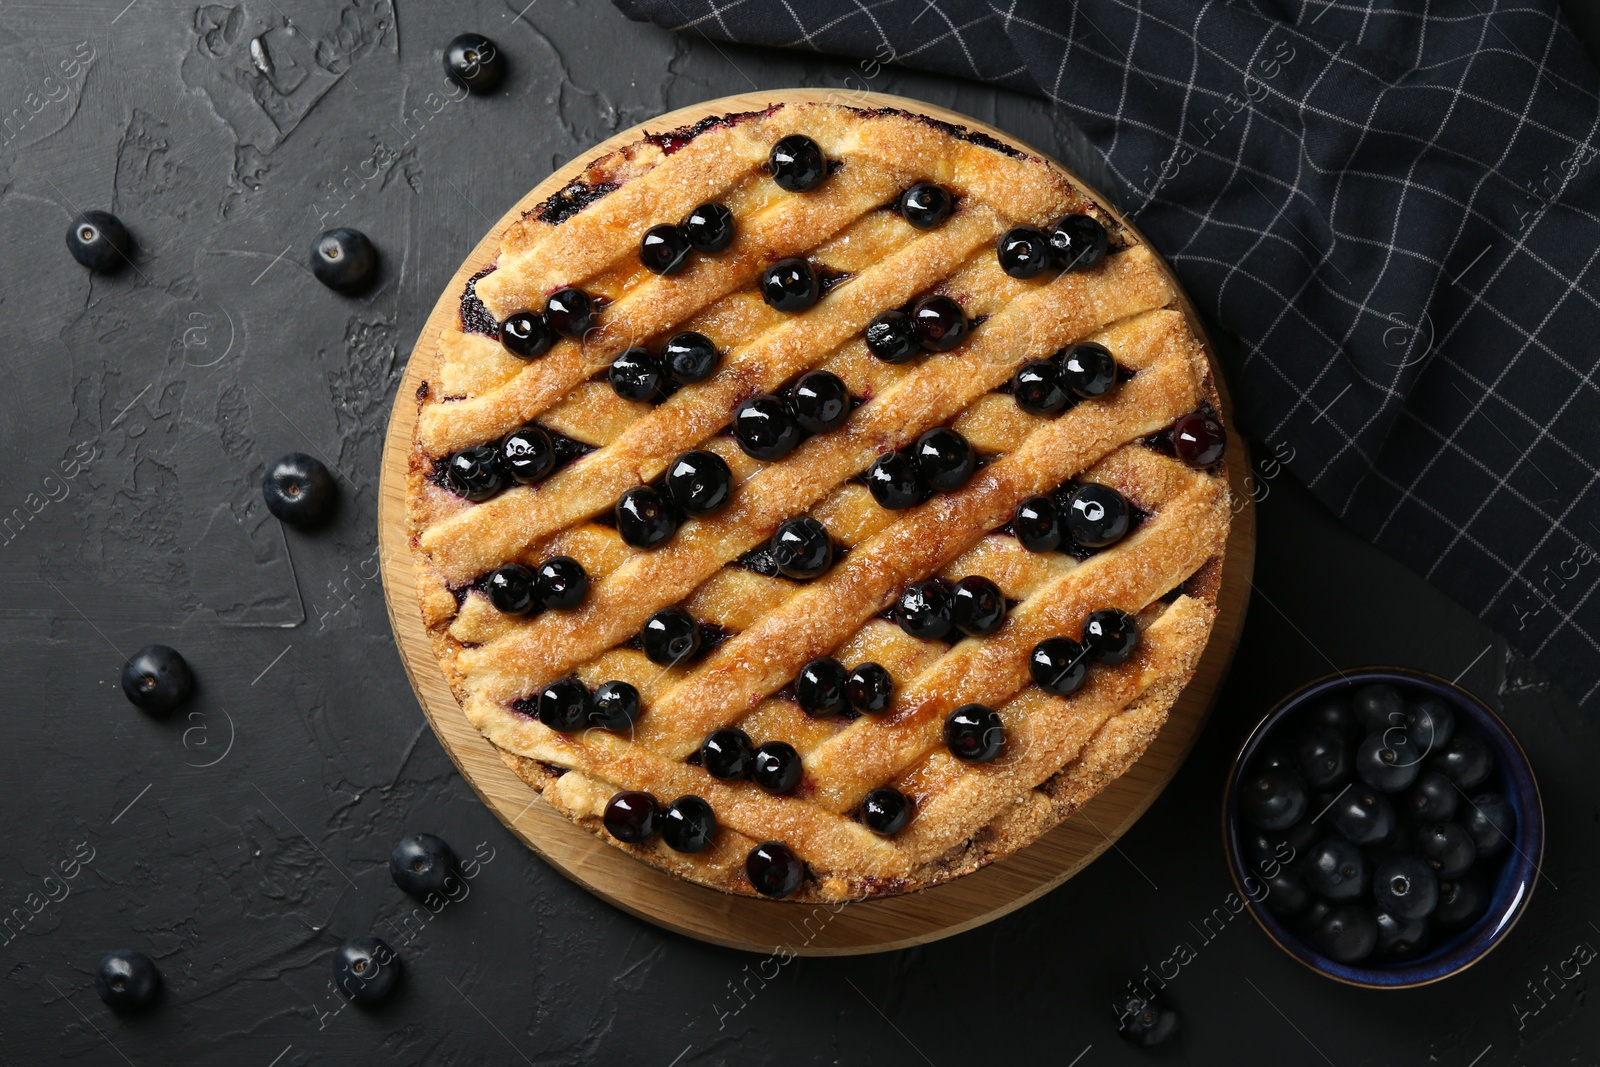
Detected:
[459,265,499,336]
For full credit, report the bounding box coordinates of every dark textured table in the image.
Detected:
[2,3,1596,1064]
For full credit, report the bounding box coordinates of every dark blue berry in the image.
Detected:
[310,228,377,293]
[1304,695,1360,742]
[771,516,833,579]
[1355,730,1422,793]
[795,657,848,716]
[1434,874,1487,930]
[862,787,911,834]
[733,395,802,460]
[1373,909,1429,959]
[1172,411,1227,467]
[120,645,193,716]
[769,135,826,192]
[951,575,1005,636]
[1309,905,1376,963]
[499,426,556,485]
[910,295,967,351]
[609,347,662,402]
[1353,684,1406,733]
[997,225,1053,279]
[1304,837,1369,902]
[1460,792,1513,857]
[589,681,641,731]
[536,555,588,609]
[700,727,755,780]
[663,331,720,384]
[752,741,802,794]
[864,450,926,510]
[67,211,132,273]
[537,678,590,732]
[1416,821,1476,879]
[1064,484,1129,549]
[332,937,401,1006]
[616,485,677,548]
[1012,359,1069,416]
[1404,770,1459,823]
[761,258,820,312]
[666,450,732,517]
[865,310,918,364]
[1260,868,1312,917]
[486,563,539,615]
[642,608,700,665]
[746,841,805,897]
[896,579,954,640]
[1058,342,1116,399]
[604,790,660,843]
[499,311,554,359]
[640,223,692,275]
[1430,733,1494,789]
[445,445,504,501]
[1240,768,1306,831]
[683,202,735,252]
[263,452,338,528]
[791,370,850,433]
[1405,697,1456,753]
[1372,856,1438,921]
[944,703,1005,762]
[1112,990,1178,1047]
[661,796,717,852]
[1296,726,1351,789]
[1049,213,1109,270]
[899,183,952,229]
[1330,787,1395,845]
[544,288,595,339]
[1012,495,1063,552]
[389,833,459,899]
[94,950,160,1011]
[1082,608,1139,664]
[1029,636,1087,696]
[846,662,893,713]
[444,33,503,93]
[913,427,975,492]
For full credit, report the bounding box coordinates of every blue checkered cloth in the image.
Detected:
[616,0,1600,710]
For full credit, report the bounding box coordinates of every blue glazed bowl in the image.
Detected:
[1222,666,1543,988]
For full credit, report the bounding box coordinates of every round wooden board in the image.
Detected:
[377,90,1256,955]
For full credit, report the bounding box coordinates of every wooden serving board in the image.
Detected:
[377,90,1255,955]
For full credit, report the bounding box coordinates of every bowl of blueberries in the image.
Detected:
[1223,667,1542,987]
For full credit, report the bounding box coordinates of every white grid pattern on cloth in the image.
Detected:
[609,0,1600,709]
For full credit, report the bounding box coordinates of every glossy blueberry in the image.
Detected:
[752,741,802,794]
[683,201,735,253]
[332,937,401,1006]
[1064,484,1130,550]
[1011,359,1069,416]
[642,608,701,666]
[1303,837,1369,902]
[733,395,803,461]
[795,656,848,717]
[898,182,952,228]
[1058,342,1117,399]
[615,485,677,548]
[1171,411,1227,468]
[1240,768,1307,832]
[700,727,755,781]
[771,516,833,579]
[865,310,919,364]
[389,833,459,899]
[862,787,911,835]
[761,258,821,312]
[1404,770,1459,823]
[951,575,1006,636]
[1431,733,1494,790]
[1372,856,1438,921]
[1296,727,1352,790]
[589,680,641,732]
[864,450,926,510]
[1304,696,1360,742]
[1299,900,1333,937]
[1353,684,1406,733]
[1082,608,1140,664]
[67,210,132,272]
[1460,792,1513,857]
[94,950,160,1011]
[1048,213,1109,270]
[500,310,555,359]
[769,134,827,192]
[263,452,338,528]
[846,662,894,714]
[443,32,503,93]
[486,563,539,615]
[661,796,718,853]
[609,347,663,402]
[1012,495,1063,553]
[1355,730,1422,793]
[1373,910,1430,960]
[537,678,590,732]
[120,645,193,716]
[445,445,504,502]
[944,703,1004,762]
[1415,821,1477,879]
[498,426,556,485]
[536,555,588,610]
[1112,990,1178,1047]
[1030,636,1088,696]
[746,840,805,898]
[910,295,968,351]
[913,427,975,492]
[896,579,954,640]
[310,228,377,293]
[640,223,692,275]
[604,790,660,843]
[1434,874,1487,930]
[544,288,596,339]
[666,450,732,517]
[1260,867,1312,917]
[663,331,720,384]
[996,225,1054,279]
[1309,905,1377,964]
[791,370,850,434]
[1405,697,1456,753]
[1330,787,1396,846]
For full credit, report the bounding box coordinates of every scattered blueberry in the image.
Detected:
[1240,769,1307,831]
[640,223,692,275]
[1415,821,1477,879]
[1012,495,1063,552]
[544,287,596,339]
[1030,636,1088,696]
[609,347,663,402]
[896,579,955,640]
[388,833,459,899]
[1330,787,1395,845]
[1171,411,1227,468]
[1012,359,1069,416]
[498,426,556,484]
[1111,989,1178,1047]
[865,310,918,364]
[332,937,401,1006]
[769,135,827,192]
[1310,905,1377,963]
[536,556,588,610]
[445,445,504,502]
[94,950,160,1011]
[615,485,677,548]
[761,258,821,312]
[642,608,701,666]
[910,295,968,351]
[771,517,833,579]
[120,645,193,716]
[537,678,590,732]
[1303,838,1369,902]
[1082,608,1140,664]
[683,201,735,253]
[1405,770,1460,823]
[486,563,539,615]
[310,228,377,293]
[663,331,720,384]
[791,370,850,434]
[665,450,732,517]
[700,727,755,780]
[752,741,802,794]
[1064,484,1129,549]
[499,310,555,359]
[846,662,894,713]
[997,225,1054,280]
[661,796,718,852]
[864,449,926,510]
[589,680,641,731]
[1354,730,1421,793]
[899,183,952,229]
[1431,733,1494,790]
[795,657,848,716]
[604,790,660,843]
[1372,856,1438,921]
[944,703,1005,762]
[443,32,503,93]
[1460,792,1513,857]
[733,395,803,461]
[862,787,911,835]
[1058,342,1117,399]
[1049,213,1109,270]
[951,575,1005,636]
[746,840,805,897]
[67,210,133,272]
[912,427,975,492]
[263,452,338,528]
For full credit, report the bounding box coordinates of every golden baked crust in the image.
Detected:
[404,102,1231,902]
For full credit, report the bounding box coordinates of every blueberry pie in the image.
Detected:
[404,102,1232,901]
